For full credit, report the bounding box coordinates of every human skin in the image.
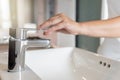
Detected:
[38,13,120,38]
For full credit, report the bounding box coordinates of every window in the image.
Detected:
[0,0,35,44]
[0,0,11,43]
[0,0,11,28]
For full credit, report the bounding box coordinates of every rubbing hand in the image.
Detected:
[38,13,80,35]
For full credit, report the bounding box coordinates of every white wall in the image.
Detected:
[100,0,108,44]
[101,0,108,20]
[17,0,33,28]
[34,0,45,24]
[56,0,76,47]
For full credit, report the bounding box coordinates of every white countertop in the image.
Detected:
[0,52,41,80]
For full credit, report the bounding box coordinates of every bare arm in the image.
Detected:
[38,13,120,38]
[78,17,120,37]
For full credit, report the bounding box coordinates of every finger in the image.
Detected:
[57,30,69,34]
[43,22,65,35]
[38,14,62,30]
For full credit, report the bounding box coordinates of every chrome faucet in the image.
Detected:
[8,28,51,72]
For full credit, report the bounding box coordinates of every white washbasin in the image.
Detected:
[26,47,120,80]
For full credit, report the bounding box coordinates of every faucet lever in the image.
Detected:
[10,28,37,39]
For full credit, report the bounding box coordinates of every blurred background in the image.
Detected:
[0,0,108,53]
[0,0,75,47]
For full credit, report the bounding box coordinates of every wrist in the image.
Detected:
[77,22,88,35]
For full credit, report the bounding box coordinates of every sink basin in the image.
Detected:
[26,47,120,80]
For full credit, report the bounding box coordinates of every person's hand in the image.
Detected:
[38,13,81,35]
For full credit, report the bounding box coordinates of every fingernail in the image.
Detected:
[44,31,51,35]
[43,31,48,35]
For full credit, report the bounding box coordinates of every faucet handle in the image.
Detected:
[9,28,38,39]
[18,28,38,39]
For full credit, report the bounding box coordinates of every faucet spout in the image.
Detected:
[8,28,51,72]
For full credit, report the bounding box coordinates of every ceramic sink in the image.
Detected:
[25,47,120,80]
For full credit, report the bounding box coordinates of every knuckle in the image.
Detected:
[48,19,54,25]
[57,13,65,18]
[57,12,62,16]
[60,13,65,17]
[58,13,64,15]
[62,20,67,24]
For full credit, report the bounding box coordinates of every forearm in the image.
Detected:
[78,16,120,37]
